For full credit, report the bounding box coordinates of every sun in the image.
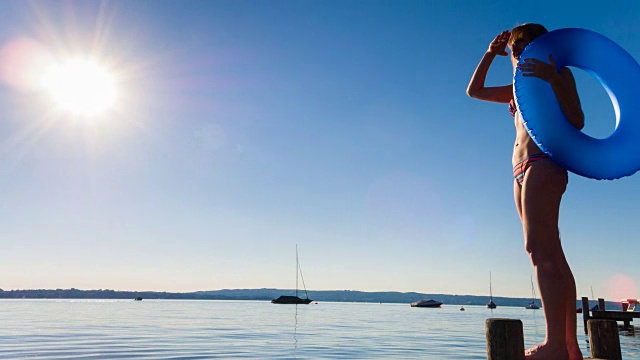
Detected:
[41,58,118,117]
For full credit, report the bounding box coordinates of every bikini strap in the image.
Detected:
[508,99,517,117]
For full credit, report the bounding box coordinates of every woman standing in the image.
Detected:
[466,23,584,360]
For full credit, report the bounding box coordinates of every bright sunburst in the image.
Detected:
[42,58,118,117]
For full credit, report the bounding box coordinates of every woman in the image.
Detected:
[466,24,584,360]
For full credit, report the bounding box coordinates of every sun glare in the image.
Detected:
[42,58,118,117]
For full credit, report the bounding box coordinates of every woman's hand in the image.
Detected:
[488,30,510,56]
[518,55,560,83]
[519,55,585,129]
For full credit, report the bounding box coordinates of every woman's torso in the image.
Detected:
[511,103,568,187]
[512,103,544,166]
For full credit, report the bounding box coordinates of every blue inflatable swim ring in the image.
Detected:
[514,28,640,180]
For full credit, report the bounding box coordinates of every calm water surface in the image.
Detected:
[0,300,638,359]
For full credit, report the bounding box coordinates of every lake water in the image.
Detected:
[0,299,638,359]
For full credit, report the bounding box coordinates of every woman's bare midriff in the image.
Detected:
[512,112,543,166]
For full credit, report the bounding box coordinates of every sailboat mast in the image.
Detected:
[295,244,299,298]
[489,271,493,299]
[531,276,536,302]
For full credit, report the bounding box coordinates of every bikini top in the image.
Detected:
[509,99,517,117]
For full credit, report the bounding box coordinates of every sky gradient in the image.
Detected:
[0,0,638,300]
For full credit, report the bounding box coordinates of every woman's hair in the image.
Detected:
[509,23,548,46]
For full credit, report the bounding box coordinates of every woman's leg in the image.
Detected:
[558,244,583,360]
[514,180,523,220]
[520,159,571,360]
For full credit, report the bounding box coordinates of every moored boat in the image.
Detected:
[525,276,540,309]
[410,299,443,308]
[525,301,540,310]
[272,245,312,305]
[487,271,497,309]
[271,295,312,305]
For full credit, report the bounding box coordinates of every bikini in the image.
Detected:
[509,99,550,185]
[513,154,549,185]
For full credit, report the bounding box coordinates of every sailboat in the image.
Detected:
[578,286,599,313]
[272,245,312,305]
[525,276,540,309]
[487,271,497,309]
[590,286,599,311]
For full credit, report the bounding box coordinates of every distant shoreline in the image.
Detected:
[0,288,618,309]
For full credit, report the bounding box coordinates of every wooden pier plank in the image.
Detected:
[591,310,640,320]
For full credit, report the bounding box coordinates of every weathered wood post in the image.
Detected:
[486,318,524,360]
[582,297,590,334]
[598,298,606,311]
[588,319,621,360]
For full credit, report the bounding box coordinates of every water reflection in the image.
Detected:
[293,304,298,351]
[531,308,542,336]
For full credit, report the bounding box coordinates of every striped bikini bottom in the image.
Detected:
[513,153,549,185]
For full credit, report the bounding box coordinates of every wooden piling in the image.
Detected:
[588,319,621,360]
[582,296,590,334]
[485,318,524,360]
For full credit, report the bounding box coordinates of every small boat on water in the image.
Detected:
[272,295,312,305]
[272,245,312,305]
[134,297,143,301]
[525,301,540,310]
[525,276,540,309]
[487,271,497,309]
[411,299,443,308]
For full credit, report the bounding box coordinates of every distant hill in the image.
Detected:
[0,288,618,309]
[0,288,267,301]
[195,289,619,309]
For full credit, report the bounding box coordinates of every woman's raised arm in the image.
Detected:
[466,31,513,103]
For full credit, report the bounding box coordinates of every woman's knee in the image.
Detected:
[524,233,562,263]
[525,241,548,263]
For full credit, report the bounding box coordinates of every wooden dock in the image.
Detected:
[485,297,636,359]
[486,318,620,359]
[487,303,631,360]
[581,297,639,333]
[486,317,618,359]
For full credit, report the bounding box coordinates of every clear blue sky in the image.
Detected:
[0,0,638,300]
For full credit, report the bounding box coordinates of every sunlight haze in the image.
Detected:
[0,0,638,302]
